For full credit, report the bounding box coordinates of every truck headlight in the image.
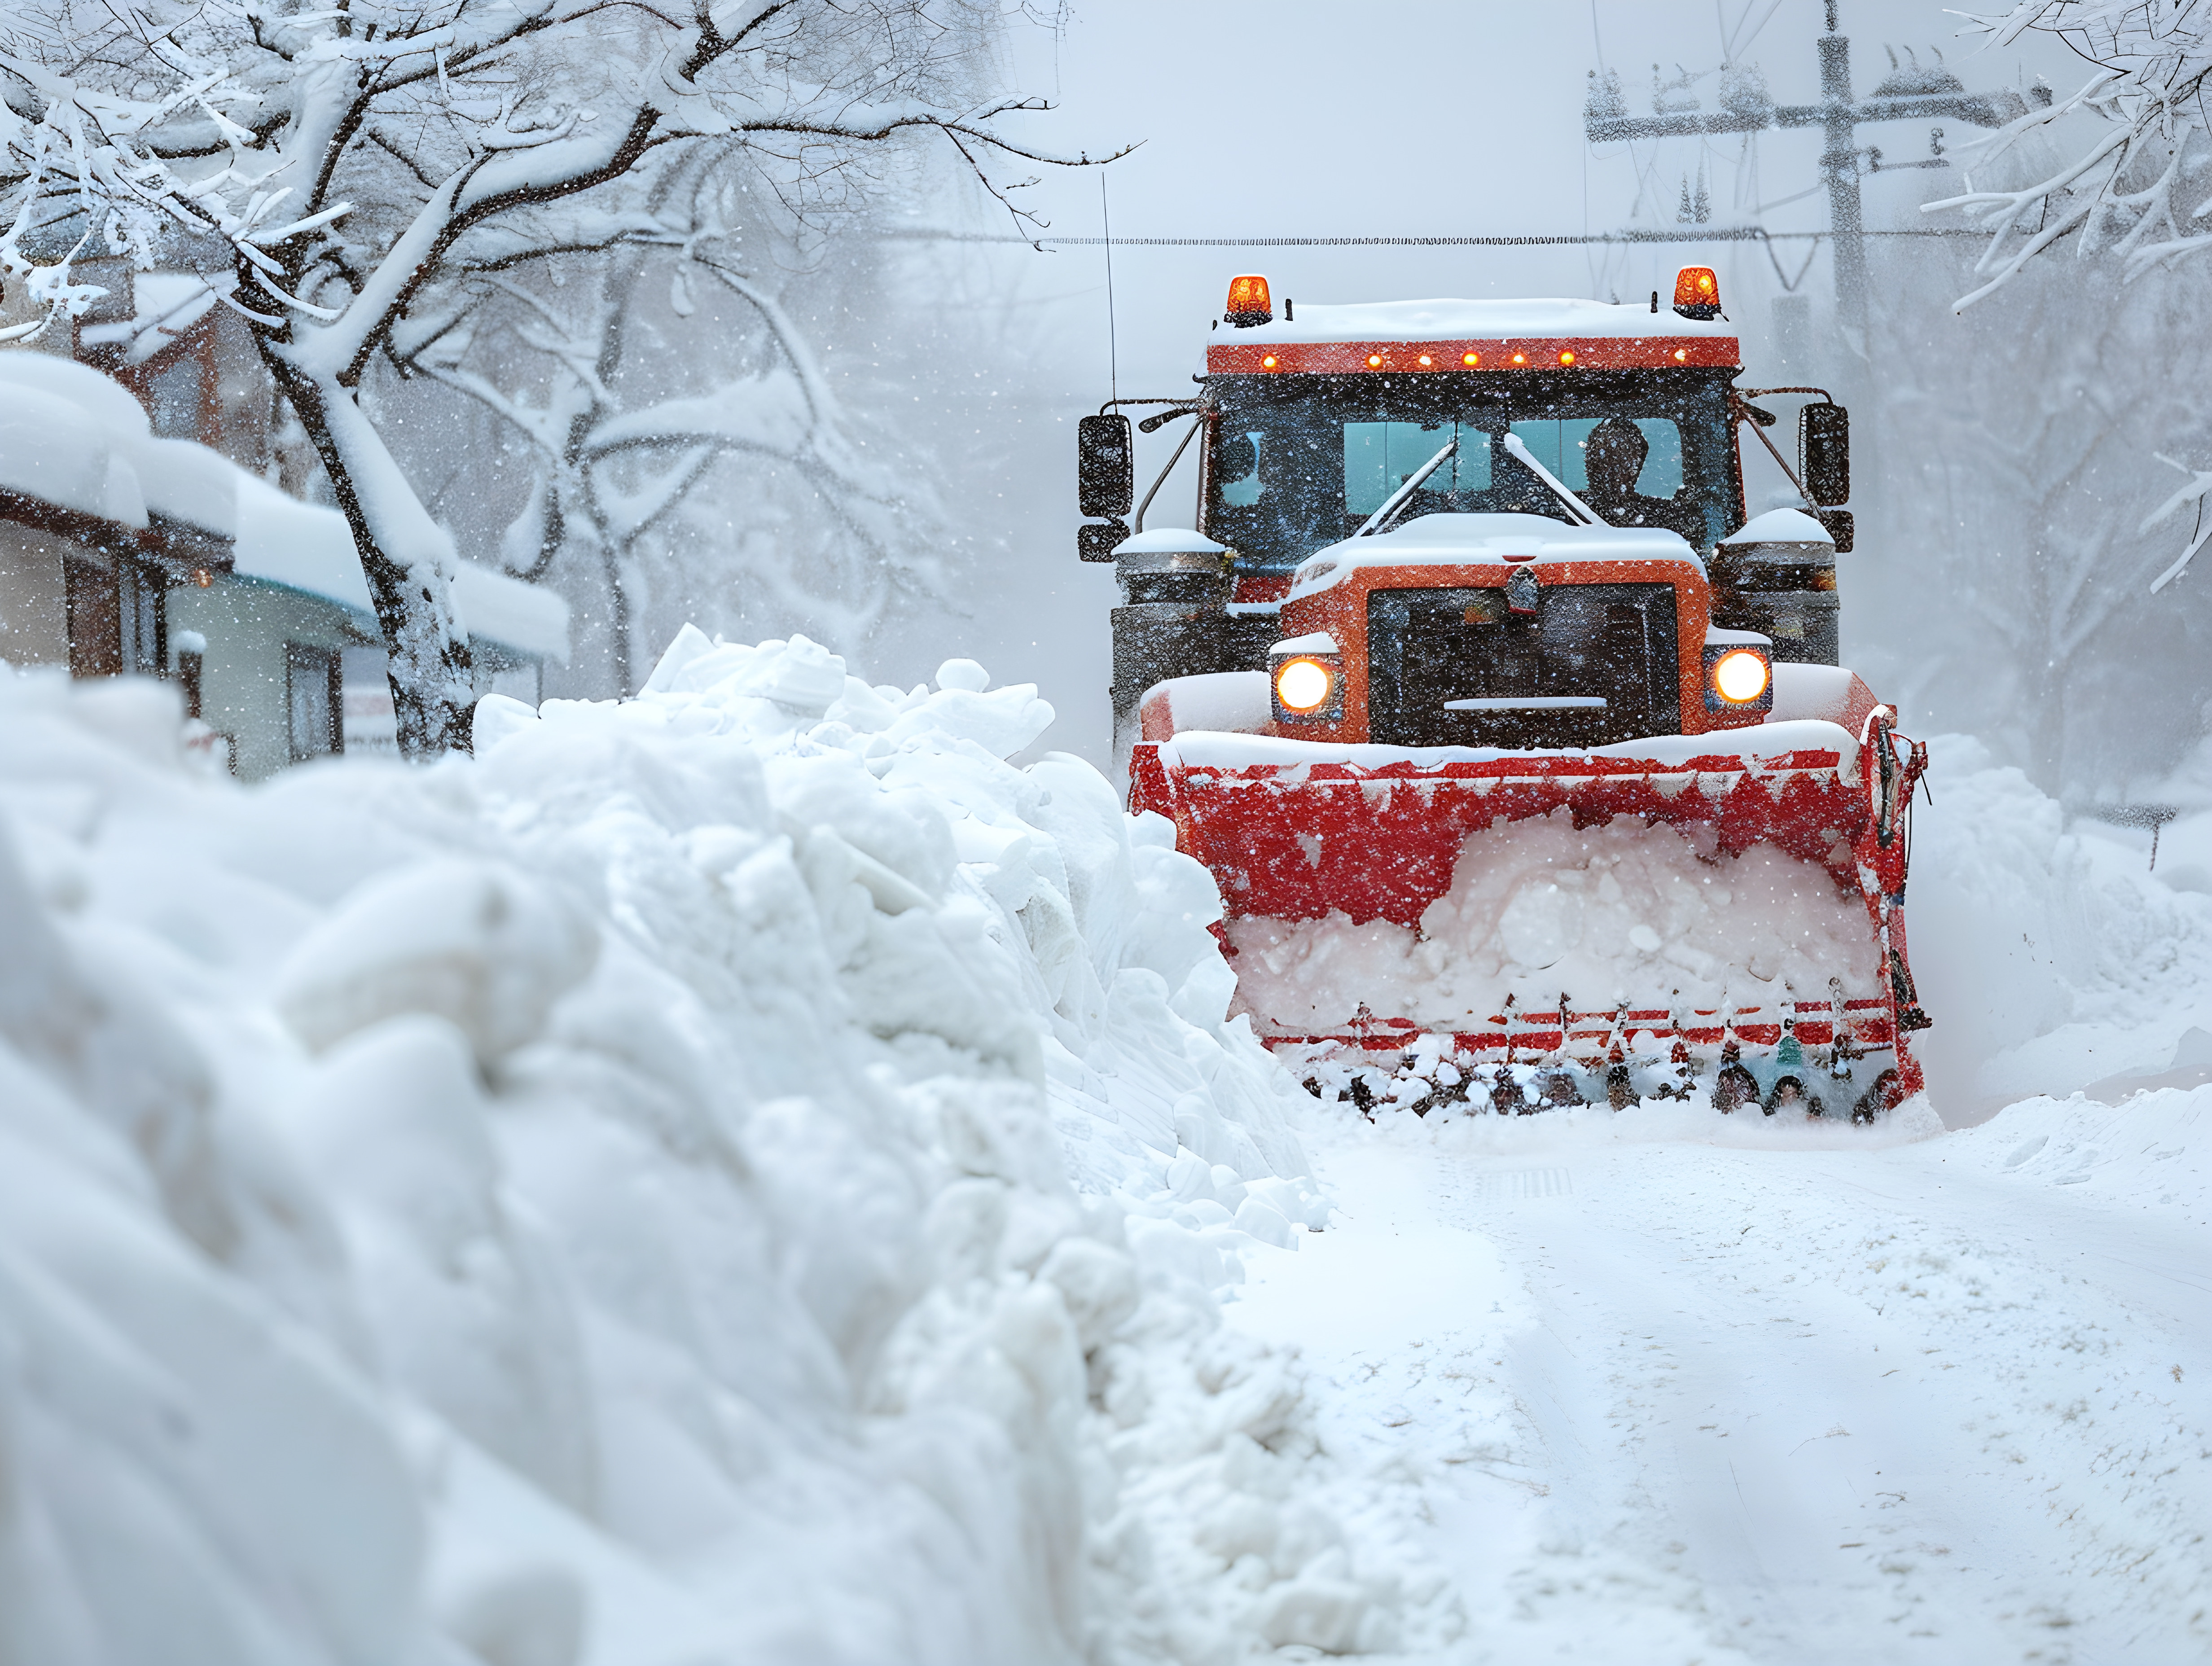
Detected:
[1271,654,1343,722]
[1712,649,1769,704]
[1702,642,1774,714]
[1276,658,1333,712]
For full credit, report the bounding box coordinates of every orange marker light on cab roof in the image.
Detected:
[1673,265,1721,320]
[1418,353,1434,367]
[1261,354,1279,369]
[1511,351,1527,365]
[1367,353,1384,368]
[1225,273,1273,326]
[1558,349,1576,366]
[1672,346,1689,362]
[1462,351,1480,365]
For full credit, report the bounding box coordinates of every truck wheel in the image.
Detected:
[1852,1068,1900,1124]
[1765,1074,1813,1117]
[1713,1063,1758,1113]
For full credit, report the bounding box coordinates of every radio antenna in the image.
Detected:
[1101,173,1119,406]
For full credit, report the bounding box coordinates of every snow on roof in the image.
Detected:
[454,561,570,666]
[235,476,569,664]
[0,351,230,535]
[233,473,374,615]
[0,349,153,438]
[78,272,224,367]
[0,382,148,526]
[136,438,241,538]
[0,350,567,663]
[1227,297,1737,346]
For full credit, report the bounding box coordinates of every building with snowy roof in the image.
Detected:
[0,347,566,778]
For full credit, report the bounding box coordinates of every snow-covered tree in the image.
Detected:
[408,146,943,692]
[1929,1,2212,302]
[1857,244,2212,790]
[0,0,1093,754]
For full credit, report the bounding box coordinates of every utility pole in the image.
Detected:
[1585,0,2042,337]
[1818,4,1870,328]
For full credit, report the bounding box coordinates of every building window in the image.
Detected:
[340,645,399,756]
[62,557,167,680]
[118,561,165,676]
[286,642,341,762]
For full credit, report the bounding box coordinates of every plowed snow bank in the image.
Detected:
[1908,734,2212,1114]
[0,633,1428,1666]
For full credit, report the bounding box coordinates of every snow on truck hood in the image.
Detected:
[1286,512,1703,599]
[1220,296,1738,346]
[1154,717,1864,780]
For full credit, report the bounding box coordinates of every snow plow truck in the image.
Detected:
[1076,267,1931,1118]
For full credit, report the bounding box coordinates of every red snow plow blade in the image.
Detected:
[1129,714,1931,1110]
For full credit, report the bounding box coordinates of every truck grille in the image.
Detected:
[1365,583,1681,748]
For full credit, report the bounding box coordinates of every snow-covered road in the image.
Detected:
[1234,1096,2212,1664]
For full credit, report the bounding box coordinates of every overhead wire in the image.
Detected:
[886,229,1981,246]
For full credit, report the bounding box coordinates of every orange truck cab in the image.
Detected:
[1077,270,1930,1117]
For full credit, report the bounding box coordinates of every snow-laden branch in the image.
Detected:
[410,203,947,688]
[2142,452,2212,592]
[582,373,815,457]
[1926,1,2212,301]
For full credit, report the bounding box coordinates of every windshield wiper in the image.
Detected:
[1356,437,1457,536]
[1501,431,1606,527]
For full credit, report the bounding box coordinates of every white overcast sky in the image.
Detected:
[979,0,2075,388]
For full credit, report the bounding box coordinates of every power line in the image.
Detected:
[1584,0,2032,333]
[885,228,1987,248]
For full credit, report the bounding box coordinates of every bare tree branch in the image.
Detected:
[1927,3,2212,300]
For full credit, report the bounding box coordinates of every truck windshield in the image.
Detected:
[1207,372,1739,571]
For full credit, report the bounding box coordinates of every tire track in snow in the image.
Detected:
[1238,1114,2212,1664]
[1479,1162,2026,1660]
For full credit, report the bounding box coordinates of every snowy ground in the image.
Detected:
[7,636,2212,1664]
[1234,1092,2212,1664]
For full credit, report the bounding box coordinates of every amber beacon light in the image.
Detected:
[1673,266,1721,320]
[1225,274,1273,327]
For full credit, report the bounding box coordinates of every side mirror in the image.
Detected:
[1799,403,1849,506]
[1077,520,1127,563]
[1078,414,1133,519]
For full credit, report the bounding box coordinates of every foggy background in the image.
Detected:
[385,0,2210,804]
